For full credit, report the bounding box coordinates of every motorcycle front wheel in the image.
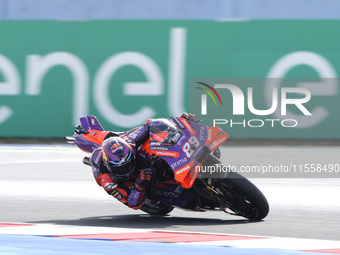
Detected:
[217,172,269,220]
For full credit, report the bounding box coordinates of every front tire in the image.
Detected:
[218,172,269,220]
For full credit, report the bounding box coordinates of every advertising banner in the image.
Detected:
[0,20,339,138]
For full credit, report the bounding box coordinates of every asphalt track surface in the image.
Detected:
[0,144,339,241]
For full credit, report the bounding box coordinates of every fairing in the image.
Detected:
[141,117,228,188]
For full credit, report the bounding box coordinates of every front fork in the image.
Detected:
[205,184,230,209]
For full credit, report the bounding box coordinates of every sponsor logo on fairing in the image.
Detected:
[175,163,191,175]
[150,142,162,146]
[129,132,138,140]
[210,134,227,150]
[171,157,188,170]
[150,146,169,151]
[199,126,205,141]
[90,131,99,138]
[124,138,136,147]
[180,118,196,135]
[176,134,186,146]
[152,189,179,198]
[171,132,182,143]
[207,129,212,142]
[169,118,176,127]
[128,126,143,140]
[171,117,185,129]
[155,151,179,158]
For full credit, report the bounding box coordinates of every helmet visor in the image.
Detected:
[105,151,135,178]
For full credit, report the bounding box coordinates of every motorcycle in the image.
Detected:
[67,115,269,220]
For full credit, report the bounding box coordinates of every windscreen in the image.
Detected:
[149,119,183,145]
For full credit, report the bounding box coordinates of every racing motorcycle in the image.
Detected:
[67,116,269,220]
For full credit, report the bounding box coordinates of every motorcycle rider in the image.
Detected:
[73,113,197,209]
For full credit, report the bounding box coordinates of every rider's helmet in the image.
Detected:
[101,137,135,179]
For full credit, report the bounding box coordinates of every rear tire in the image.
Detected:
[218,172,269,220]
[140,202,174,216]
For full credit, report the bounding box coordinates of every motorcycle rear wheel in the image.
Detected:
[218,172,269,220]
[140,202,174,216]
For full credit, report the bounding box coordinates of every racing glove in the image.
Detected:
[134,168,153,191]
[128,188,146,208]
[181,112,196,122]
[128,168,153,208]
